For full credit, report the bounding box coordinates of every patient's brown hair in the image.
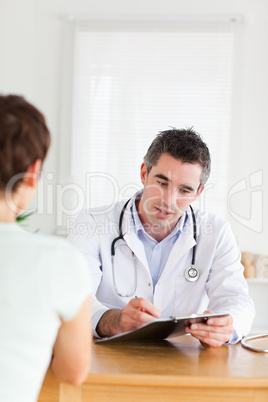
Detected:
[0,95,50,193]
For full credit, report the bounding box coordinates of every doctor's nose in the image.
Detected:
[162,188,177,208]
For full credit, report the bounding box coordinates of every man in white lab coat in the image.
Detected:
[68,128,255,348]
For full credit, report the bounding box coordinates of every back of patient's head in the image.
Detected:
[0,95,50,193]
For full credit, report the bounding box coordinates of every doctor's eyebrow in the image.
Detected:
[154,174,195,192]
[154,174,171,182]
[179,184,195,192]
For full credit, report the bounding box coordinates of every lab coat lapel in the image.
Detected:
[123,232,149,271]
[121,199,149,271]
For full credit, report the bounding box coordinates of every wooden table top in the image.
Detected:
[39,334,268,402]
[90,334,268,386]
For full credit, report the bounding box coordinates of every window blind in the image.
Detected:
[63,20,238,219]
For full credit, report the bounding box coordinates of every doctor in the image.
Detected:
[68,128,255,348]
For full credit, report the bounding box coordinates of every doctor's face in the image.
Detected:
[139,153,204,233]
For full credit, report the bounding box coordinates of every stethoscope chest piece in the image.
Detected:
[185,265,199,282]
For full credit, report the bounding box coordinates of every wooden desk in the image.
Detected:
[38,335,268,402]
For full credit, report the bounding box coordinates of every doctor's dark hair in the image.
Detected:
[144,128,211,186]
[0,94,50,193]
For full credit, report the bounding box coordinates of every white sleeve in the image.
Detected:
[206,222,255,343]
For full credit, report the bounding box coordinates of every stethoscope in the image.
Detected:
[241,334,268,353]
[111,199,137,297]
[111,198,199,297]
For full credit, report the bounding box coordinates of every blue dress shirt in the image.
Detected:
[131,201,187,292]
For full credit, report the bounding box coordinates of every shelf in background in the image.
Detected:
[246,278,268,284]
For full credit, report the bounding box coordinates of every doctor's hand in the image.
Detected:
[96,298,161,338]
[120,297,161,333]
[185,310,234,349]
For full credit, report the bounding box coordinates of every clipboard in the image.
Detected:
[95,312,228,344]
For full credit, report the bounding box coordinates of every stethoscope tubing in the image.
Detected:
[111,198,137,297]
[189,205,197,266]
[241,334,268,353]
[111,198,132,257]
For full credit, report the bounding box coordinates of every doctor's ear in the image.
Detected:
[140,162,148,185]
[195,185,204,198]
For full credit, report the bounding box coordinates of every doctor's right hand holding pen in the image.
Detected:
[96,297,161,338]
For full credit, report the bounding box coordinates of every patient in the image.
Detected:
[0,95,92,402]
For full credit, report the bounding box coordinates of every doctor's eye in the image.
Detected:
[157,180,168,187]
[179,188,191,195]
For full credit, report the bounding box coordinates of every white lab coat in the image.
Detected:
[68,195,255,342]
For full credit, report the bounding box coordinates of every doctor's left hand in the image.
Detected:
[185,310,234,349]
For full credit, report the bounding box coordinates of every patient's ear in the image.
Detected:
[23,160,42,188]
